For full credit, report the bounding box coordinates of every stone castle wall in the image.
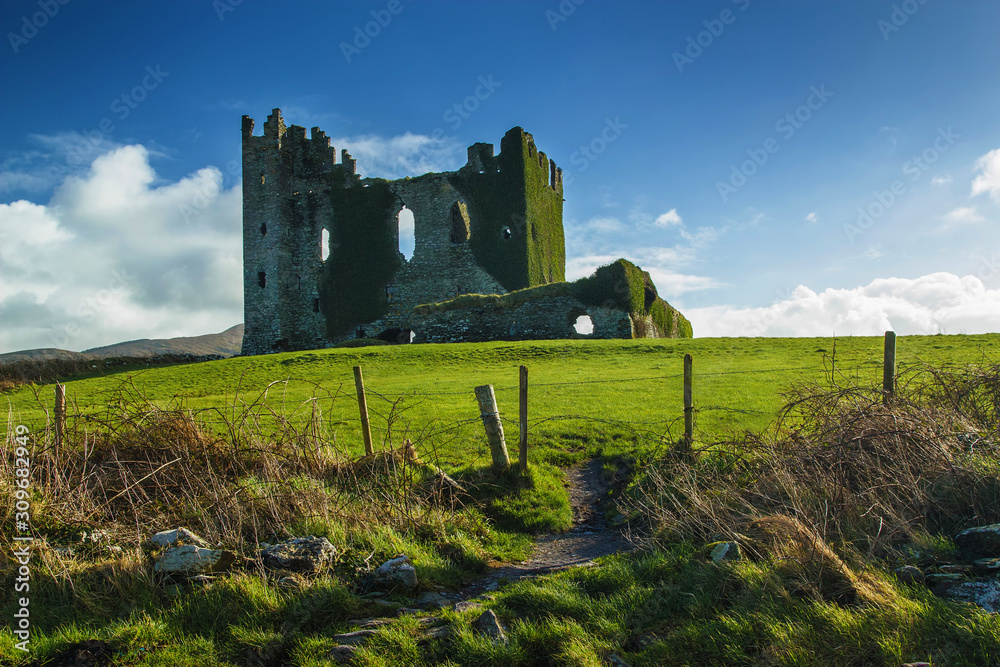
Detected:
[240,108,688,356]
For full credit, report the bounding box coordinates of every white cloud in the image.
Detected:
[585,216,625,233]
[972,147,1000,200]
[932,174,953,186]
[0,144,242,353]
[686,272,1000,337]
[805,212,818,224]
[654,208,682,227]
[941,206,984,228]
[330,132,464,179]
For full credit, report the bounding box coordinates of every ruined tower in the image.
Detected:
[241,109,689,356]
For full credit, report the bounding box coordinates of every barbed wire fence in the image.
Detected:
[5,332,924,476]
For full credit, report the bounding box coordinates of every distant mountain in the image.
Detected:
[0,324,244,365]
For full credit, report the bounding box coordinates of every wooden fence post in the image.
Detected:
[883,331,896,406]
[353,366,375,455]
[54,383,66,450]
[519,365,528,475]
[475,384,510,472]
[683,354,693,447]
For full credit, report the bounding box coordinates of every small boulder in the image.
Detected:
[154,545,235,576]
[955,524,1000,559]
[973,557,1000,574]
[374,554,418,591]
[262,536,337,573]
[704,541,741,562]
[328,629,377,646]
[935,579,1000,613]
[893,565,924,586]
[472,609,506,642]
[151,528,208,549]
[454,600,483,614]
[327,645,358,664]
[417,591,452,609]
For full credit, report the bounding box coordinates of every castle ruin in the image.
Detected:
[241,109,690,356]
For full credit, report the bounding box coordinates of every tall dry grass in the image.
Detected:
[631,363,1000,561]
[0,377,460,553]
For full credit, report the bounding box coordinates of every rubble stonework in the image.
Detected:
[241,108,690,355]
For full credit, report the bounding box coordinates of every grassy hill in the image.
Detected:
[0,324,243,364]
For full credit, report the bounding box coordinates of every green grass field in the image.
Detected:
[5,334,998,468]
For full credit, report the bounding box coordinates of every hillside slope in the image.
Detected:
[0,324,243,364]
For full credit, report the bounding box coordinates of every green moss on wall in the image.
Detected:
[448,127,564,292]
[573,259,692,338]
[413,258,692,339]
[319,176,401,337]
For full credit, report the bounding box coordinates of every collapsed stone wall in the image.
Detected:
[411,295,633,344]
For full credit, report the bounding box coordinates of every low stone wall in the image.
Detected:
[409,295,635,344]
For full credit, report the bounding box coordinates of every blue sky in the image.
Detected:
[2,0,1000,352]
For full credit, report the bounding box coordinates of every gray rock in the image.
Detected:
[937,579,1000,613]
[349,618,394,630]
[974,557,1000,573]
[894,565,925,586]
[417,591,452,609]
[705,541,741,562]
[939,564,972,574]
[605,653,631,667]
[375,554,418,590]
[262,536,336,573]
[151,528,208,548]
[328,629,377,646]
[472,609,506,642]
[154,545,235,576]
[955,524,1000,559]
[454,600,483,614]
[926,573,965,586]
[327,645,358,664]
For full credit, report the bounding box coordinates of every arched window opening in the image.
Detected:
[260,222,267,236]
[573,314,594,336]
[502,226,512,240]
[450,201,470,244]
[321,228,330,262]
[258,272,266,289]
[398,207,415,260]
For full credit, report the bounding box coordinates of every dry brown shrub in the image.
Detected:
[0,379,448,552]
[631,363,1000,573]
